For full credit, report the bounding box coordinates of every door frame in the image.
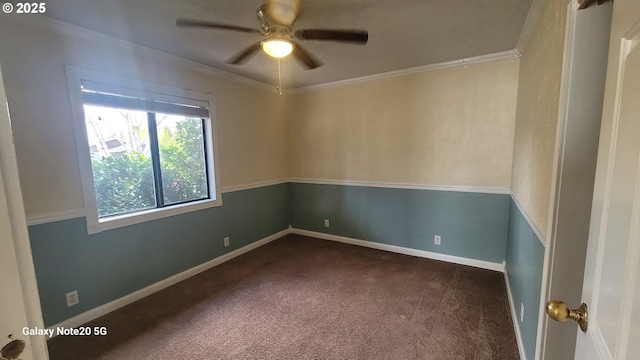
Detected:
[535,1,613,359]
[0,63,49,359]
[535,2,578,355]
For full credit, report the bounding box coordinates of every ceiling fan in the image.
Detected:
[176,0,368,70]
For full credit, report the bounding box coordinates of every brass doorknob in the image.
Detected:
[546,300,588,332]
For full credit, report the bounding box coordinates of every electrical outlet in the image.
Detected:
[224,236,230,247]
[324,219,330,228]
[520,303,525,322]
[434,235,441,245]
[66,290,79,307]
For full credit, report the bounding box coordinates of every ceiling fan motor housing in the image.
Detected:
[257,4,295,36]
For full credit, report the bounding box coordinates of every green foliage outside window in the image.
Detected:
[92,152,156,216]
[90,118,208,217]
[159,119,208,205]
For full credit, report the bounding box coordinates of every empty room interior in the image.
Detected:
[0,0,621,359]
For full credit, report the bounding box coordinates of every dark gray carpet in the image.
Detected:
[47,234,520,359]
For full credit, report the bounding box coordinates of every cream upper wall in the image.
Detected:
[511,0,567,237]
[0,15,288,218]
[0,14,527,219]
[288,58,520,189]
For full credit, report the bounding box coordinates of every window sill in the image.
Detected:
[86,197,222,235]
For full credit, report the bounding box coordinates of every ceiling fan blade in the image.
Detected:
[291,43,323,69]
[226,42,263,65]
[176,18,261,34]
[295,29,368,44]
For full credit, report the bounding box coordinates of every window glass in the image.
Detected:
[84,105,156,217]
[156,114,209,205]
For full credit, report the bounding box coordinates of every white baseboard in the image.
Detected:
[48,227,507,338]
[290,228,505,272]
[47,228,289,337]
[504,271,527,360]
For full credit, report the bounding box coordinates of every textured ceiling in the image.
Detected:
[42,0,533,89]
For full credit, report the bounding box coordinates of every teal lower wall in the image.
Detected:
[290,183,511,264]
[29,180,540,356]
[28,183,290,327]
[505,197,545,360]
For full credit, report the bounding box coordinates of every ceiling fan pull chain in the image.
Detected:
[277,57,283,95]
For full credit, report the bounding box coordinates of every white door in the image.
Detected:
[0,65,48,358]
[573,0,640,358]
[0,168,32,359]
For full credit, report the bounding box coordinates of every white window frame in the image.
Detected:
[66,66,222,234]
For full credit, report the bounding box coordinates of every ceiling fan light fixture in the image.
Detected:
[262,39,293,58]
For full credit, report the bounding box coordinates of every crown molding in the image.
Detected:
[516,0,546,55]
[4,14,522,94]
[2,14,275,92]
[289,49,521,93]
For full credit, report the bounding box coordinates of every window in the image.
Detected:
[67,67,221,234]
